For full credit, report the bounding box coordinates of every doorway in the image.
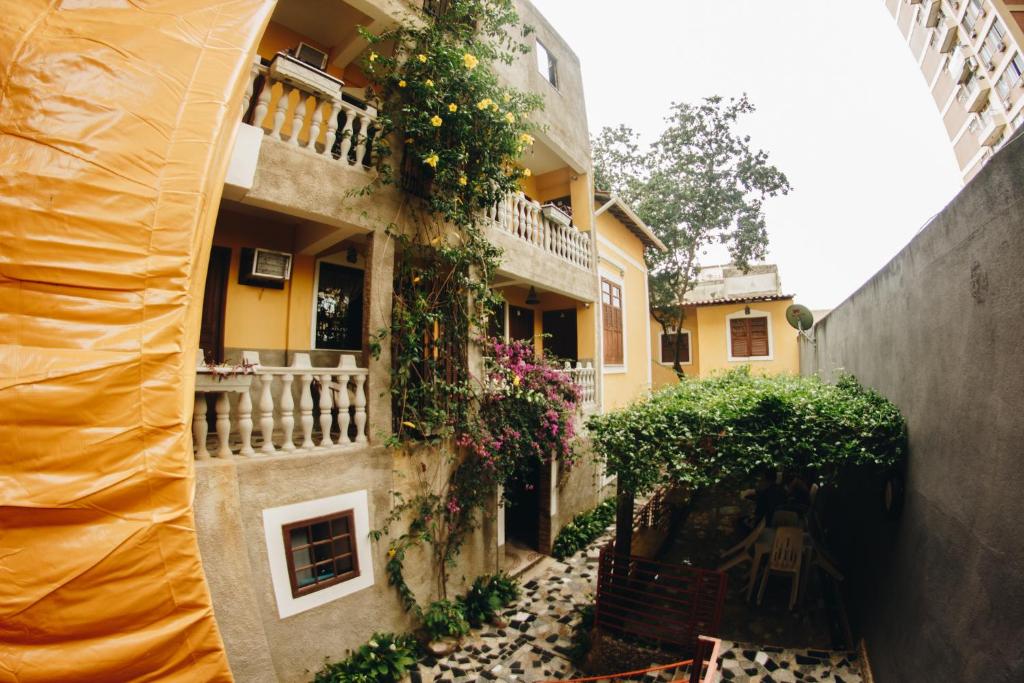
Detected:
[504,456,543,550]
[199,246,231,363]
[508,305,534,344]
[542,309,578,362]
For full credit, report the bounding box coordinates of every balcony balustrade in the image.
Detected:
[488,193,593,271]
[243,54,376,170]
[193,352,369,459]
[563,360,597,406]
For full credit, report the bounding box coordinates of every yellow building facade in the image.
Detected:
[650,296,801,387]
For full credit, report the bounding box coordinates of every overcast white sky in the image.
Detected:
[530,0,964,310]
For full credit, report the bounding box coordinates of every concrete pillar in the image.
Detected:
[363,231,394,440]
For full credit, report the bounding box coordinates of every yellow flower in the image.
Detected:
[398,80,406,88]
[520,133,535,145]
[448,103,458,113]
[513,375,521,387]
[369,52,378,62]
[388,548,396,558]
[503,93,512,103]
[477,98,493,110]
[458,176,468,186]
[504,112,515,124]
[424,153,439,168]
[522,168,532,177]
[417,53,427,63]
[425,79,434,88]
[405,137,415,144]
[490,102,498,112]
[463,53,479,70]
[430,115,443,127]
[402,421,417,429]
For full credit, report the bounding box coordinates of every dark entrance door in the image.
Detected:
[508,305,534,344]
[542,309,578,362]
[504,456,542,550]
[199,246,231,363]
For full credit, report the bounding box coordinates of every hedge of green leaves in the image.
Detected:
[587,369,906,495]
[551,498,617,560]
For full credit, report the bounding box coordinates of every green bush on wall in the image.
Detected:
[551,498,617,560]
[312,632,419,683]
[587,369,907,496]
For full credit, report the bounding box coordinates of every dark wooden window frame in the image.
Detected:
[728,315,771,359]
[601,277,624,366]
[282,510,360,598]
[659,330,691,365]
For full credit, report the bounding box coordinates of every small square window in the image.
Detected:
[283,511,360,598]
[660,332,690,364]
[536,40,558,89]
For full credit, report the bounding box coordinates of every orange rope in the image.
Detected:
[542,659,695,683]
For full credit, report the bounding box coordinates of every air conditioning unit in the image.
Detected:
[239,247,293,288]
[294,42,328,71]
[997,41,1006,53]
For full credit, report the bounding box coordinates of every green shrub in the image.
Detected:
[423,599,470,641]
[458,572,520,627]
[312,632,419,683]
[552,498,617,560]
[587,369,907,496]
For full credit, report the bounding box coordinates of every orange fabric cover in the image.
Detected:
[0,2,274,681]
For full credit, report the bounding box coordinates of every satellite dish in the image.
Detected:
[785,304,814,333]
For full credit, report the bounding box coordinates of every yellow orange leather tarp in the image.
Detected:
[0,2,274,680]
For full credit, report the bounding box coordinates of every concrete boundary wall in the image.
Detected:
[800,133,1024,682]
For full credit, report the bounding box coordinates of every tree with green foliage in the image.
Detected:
[593,95,792,376]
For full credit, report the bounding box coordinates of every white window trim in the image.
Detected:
[657,328,693,366]
[263,490,375,619]
[726,308,774,362]
[599,265,627,374]
[311,255,365,352]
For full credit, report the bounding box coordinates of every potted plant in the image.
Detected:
[541,202,572,227]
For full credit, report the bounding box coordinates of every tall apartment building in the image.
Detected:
[884,0,1024,181]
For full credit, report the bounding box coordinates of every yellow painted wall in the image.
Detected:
[694,300,799,376]
[650,299,800,387]
[595,210,652,412]
[212,211,316,352]
[650,307,701,387]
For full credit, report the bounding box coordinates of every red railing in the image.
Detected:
[594,545,727,654]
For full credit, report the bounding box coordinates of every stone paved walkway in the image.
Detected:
[411,534,609,682]
[411,526,864,683]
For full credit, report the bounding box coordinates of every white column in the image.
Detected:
[271,84,290,140]
[338,107,355,163]
[237,388,254,456]
[298,373,315,450]
[319,373,335,447]
[252,71,272,131]
[279,373,296,451]
[335,373,352,444]
[258,373,276,454]
[353,373,368,443]
[305,98,324,151]
[322,99,342,159]
[193,393,210,459]
[353,113,370,166]
[214,393,232,458]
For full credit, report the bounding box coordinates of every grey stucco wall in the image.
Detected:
[800,134,1024,682]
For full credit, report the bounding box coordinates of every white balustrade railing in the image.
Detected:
[563,360,597,406]
[487,193,593,270]
[243,59,376,170]
[193,352,369,459]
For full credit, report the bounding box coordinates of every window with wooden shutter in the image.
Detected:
[729,316,770,358]
[283,511,360,598]
[601,278,623,365]
[660,332,690,364]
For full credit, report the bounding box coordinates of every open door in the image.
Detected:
[542,309,578,362]
[199,246,231,363]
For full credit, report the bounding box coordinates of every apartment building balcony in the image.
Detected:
[976,108,1007,145]
[487,193,596,302]
[193,352,371,460]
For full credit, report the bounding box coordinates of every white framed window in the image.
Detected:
[726,309,774,362]
[263,490,375,618]
[658,329,692,366]
[599,267,627,373]
[536,40,558,89]
[312,254,364,351]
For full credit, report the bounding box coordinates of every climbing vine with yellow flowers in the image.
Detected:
[356,1,557,613]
